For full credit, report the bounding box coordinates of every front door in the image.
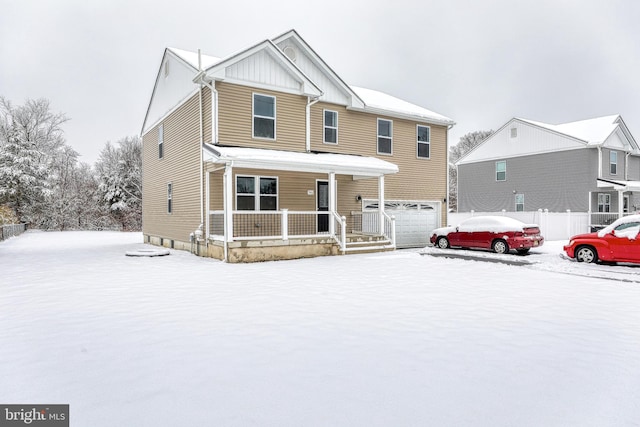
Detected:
[317,181,329,233]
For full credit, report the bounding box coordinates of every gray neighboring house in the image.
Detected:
[456,115,640,228]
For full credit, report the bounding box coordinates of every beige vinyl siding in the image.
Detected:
[142,92,203,243]
[216,82,306,151]
[310,102,448,222]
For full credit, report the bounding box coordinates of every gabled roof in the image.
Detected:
[203,144,398,177]
[457,114,638,166]
[518,115,621,145]
[143,29,453,135]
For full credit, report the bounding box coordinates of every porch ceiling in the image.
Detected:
[597,178,640,191]
[203,144,399,177]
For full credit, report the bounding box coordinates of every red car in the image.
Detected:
[564,214,640,264]
[430,216,544,254]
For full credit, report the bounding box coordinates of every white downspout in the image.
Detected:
[625,152,630,180]
[305,97,320,153]
[597,146,603,178]
[197,50,204,232]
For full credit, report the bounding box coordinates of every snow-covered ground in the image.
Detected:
[1,231,640,426]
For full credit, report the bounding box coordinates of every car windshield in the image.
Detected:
[598,216,640,237]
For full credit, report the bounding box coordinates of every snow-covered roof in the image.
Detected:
[166,34,453,125]
[167,47,221,70]
[203,144,399,177]
[351,86,454,125]
[519,115,620,145]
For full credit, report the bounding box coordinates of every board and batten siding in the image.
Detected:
[458,149,598,213]
[142,92,203,243]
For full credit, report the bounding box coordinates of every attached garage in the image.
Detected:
[363,200,442,248]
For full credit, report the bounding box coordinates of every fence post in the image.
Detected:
[281,209,288,241]
[341,216,347,252]
[471,210,475,217]
[566,209,571,239]
[391,215,396,248]
[501,209,506,216]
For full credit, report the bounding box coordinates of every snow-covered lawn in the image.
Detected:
[2,231,640,426]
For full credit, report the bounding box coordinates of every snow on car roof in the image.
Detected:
[597,214,640,237]
[458,216,538,233]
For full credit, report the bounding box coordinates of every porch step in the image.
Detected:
[344,238,394,254]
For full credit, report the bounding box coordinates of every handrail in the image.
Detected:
[331,211,346,252]
[382,211,396,248]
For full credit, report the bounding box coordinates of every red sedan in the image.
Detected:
[430,216,544,254]
[564,214,640,264]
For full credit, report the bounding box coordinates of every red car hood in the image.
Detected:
[570,232,599,240]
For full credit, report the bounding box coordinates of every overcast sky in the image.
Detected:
[2,0,639,164]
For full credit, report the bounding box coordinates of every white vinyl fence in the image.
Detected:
[448,210,590,241]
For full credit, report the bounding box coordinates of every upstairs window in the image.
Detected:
[417,125,430,158]
[158,123,164,159]
[377,119,392,155]
[610,151,618,175]
[496,160,506,181]
[324,110,338,144]
[236,176,278,211]
[515,194,524,212]
[510,127,518,138]
[253,94,276,139]
[167,183,172,213]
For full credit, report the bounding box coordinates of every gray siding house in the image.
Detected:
[456,115,640,228]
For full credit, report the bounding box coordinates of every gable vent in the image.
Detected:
[283,46,297,62]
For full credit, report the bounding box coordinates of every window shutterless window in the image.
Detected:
[598,193,610,213]
[377,119,392,155]
[324,110,338,144]
[167,183,172,213]
[496,160,506,181]
[253,94,275,139]
[515,194,524,212]
[610,151,618,175]
[417,125,430,158]
[236,176,278,211]
[158,123,164,159]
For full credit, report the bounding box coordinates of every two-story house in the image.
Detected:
[456,115,640,229]
[141,30,454,262]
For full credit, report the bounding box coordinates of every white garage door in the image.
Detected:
[364,201,441,248]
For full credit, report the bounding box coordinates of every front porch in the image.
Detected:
[591,179,640,229]
[202,144,399,262]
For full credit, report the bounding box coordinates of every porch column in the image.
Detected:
[618,189,624,218]
[205,171,210,239]
[378,175,385,235]
[329,172,336,236]
[223,164,234,244]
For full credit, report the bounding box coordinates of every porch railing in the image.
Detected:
[350,211,396,247]
[208,210,347,244]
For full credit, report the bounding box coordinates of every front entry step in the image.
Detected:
[343,235,394,254]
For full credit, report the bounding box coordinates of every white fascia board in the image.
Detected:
[455,145,587,166]
[204,40,322,98]
[271,30,364,108]
[141,49,171,134]
[349,105,456,127]
[141,88,200,137]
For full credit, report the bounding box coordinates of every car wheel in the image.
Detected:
[576,246,597,263]
[516,248,530,255]
[492,239,509,254]
[436,236,450,249]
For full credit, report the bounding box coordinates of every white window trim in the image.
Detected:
[158,123,164,159]
[377,118,393,156]
[610,151,618,175]
[417,124,431,159]
[323,109,338,144]
[515,193,524,211]
[235,175,279,211]
[496,160,506,181]
[167,182,172,214]
[598,193,611,212]
[252,93,276,141]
